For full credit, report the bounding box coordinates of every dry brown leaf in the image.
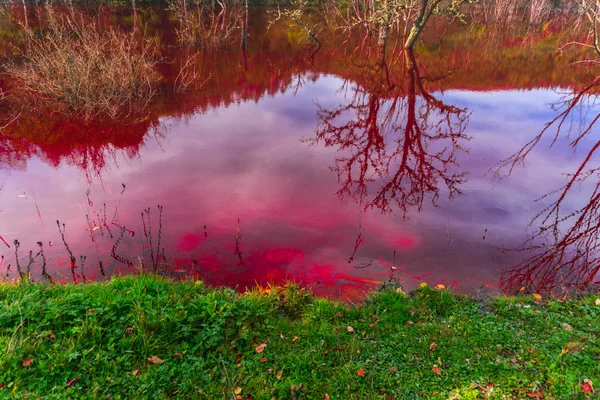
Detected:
[276,369,283,380]
[595,298,600,306]
[133,369,140,376]
[347,326,355,333]
[432,366,441,375]
[324,394,330,400]
[21,358,33,367]
[174,352,183,359]
[390,366,397,373]
[292,336,299,343]
[561,323,573,331]
[405,321,414,325]
[65,377,80,387]
[566,342,584,353]
[147,356,164,365]
[234,387,242,395]
[255,343,267,353]
[260,357,268,363]
[429,342,437,352]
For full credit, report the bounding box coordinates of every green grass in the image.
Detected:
[0,276,598,399]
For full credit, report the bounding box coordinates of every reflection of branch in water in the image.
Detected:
[234,217,244,266]
[498,77,600,293]
[309,48,470,218]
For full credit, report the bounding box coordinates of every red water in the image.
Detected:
[0,6,599,297]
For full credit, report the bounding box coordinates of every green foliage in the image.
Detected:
[0,276,598,398]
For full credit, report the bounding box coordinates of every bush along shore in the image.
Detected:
[0,276,598,399]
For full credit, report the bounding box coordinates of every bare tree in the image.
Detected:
[308,48,470,217]
[497,2,600,294]
[498,78,600,293]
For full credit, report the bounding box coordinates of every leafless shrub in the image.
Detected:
[4,6,161,121]
[168,0,239,49]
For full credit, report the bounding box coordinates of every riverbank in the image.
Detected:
[0,276,598,399]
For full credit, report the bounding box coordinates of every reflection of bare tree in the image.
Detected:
[498,77,600,293]
[309,49,470,217]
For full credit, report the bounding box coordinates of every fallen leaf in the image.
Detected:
[525,390,543,398]
[324,394,330,400]
[174,352,183,359]
[357,368,366,376]
[66,377,80,387]
[561,348,569,355]
[533,293,542,301]
[581,379,594,393]
[21,358,33,367]
[434,284,445,290]
[292,336,299,343]
[566,342,584,353]
[132,370,140,376]
[520,286,526,291]
[276,369,283,380]
[390,367,397,373]
[125,327,133,335]
[255,343,267,353]
[595,298,600,306]
[432,366,441,375]
[347,326,355,333]
[405,321,414,325]
[236,396,243,400]
[260,357,268,363]
[429,342,437,352]
[561,322,573,331]
[147,356,164,365]
[234,387,242,395]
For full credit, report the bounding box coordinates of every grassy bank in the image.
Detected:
[0,276,598,399]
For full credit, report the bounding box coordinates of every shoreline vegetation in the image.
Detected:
[0,275,598,399]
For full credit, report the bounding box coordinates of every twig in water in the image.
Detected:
[111,226,134,268]
[234,218,244,266]
[36,242,52,283]
[0,235,10,248]
[31,190,44,228]
[349,215,364,264]
[57,220,78,282]
[13,240,23,278]
[25,250,34,281]
[79,255,87,282]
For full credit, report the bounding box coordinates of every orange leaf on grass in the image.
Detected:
[147,356,164,365]
[21,358,33,367]
[432,366,441,375]
[174,352,183,359]
[255,343,267,353]
[357,368,366,376]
